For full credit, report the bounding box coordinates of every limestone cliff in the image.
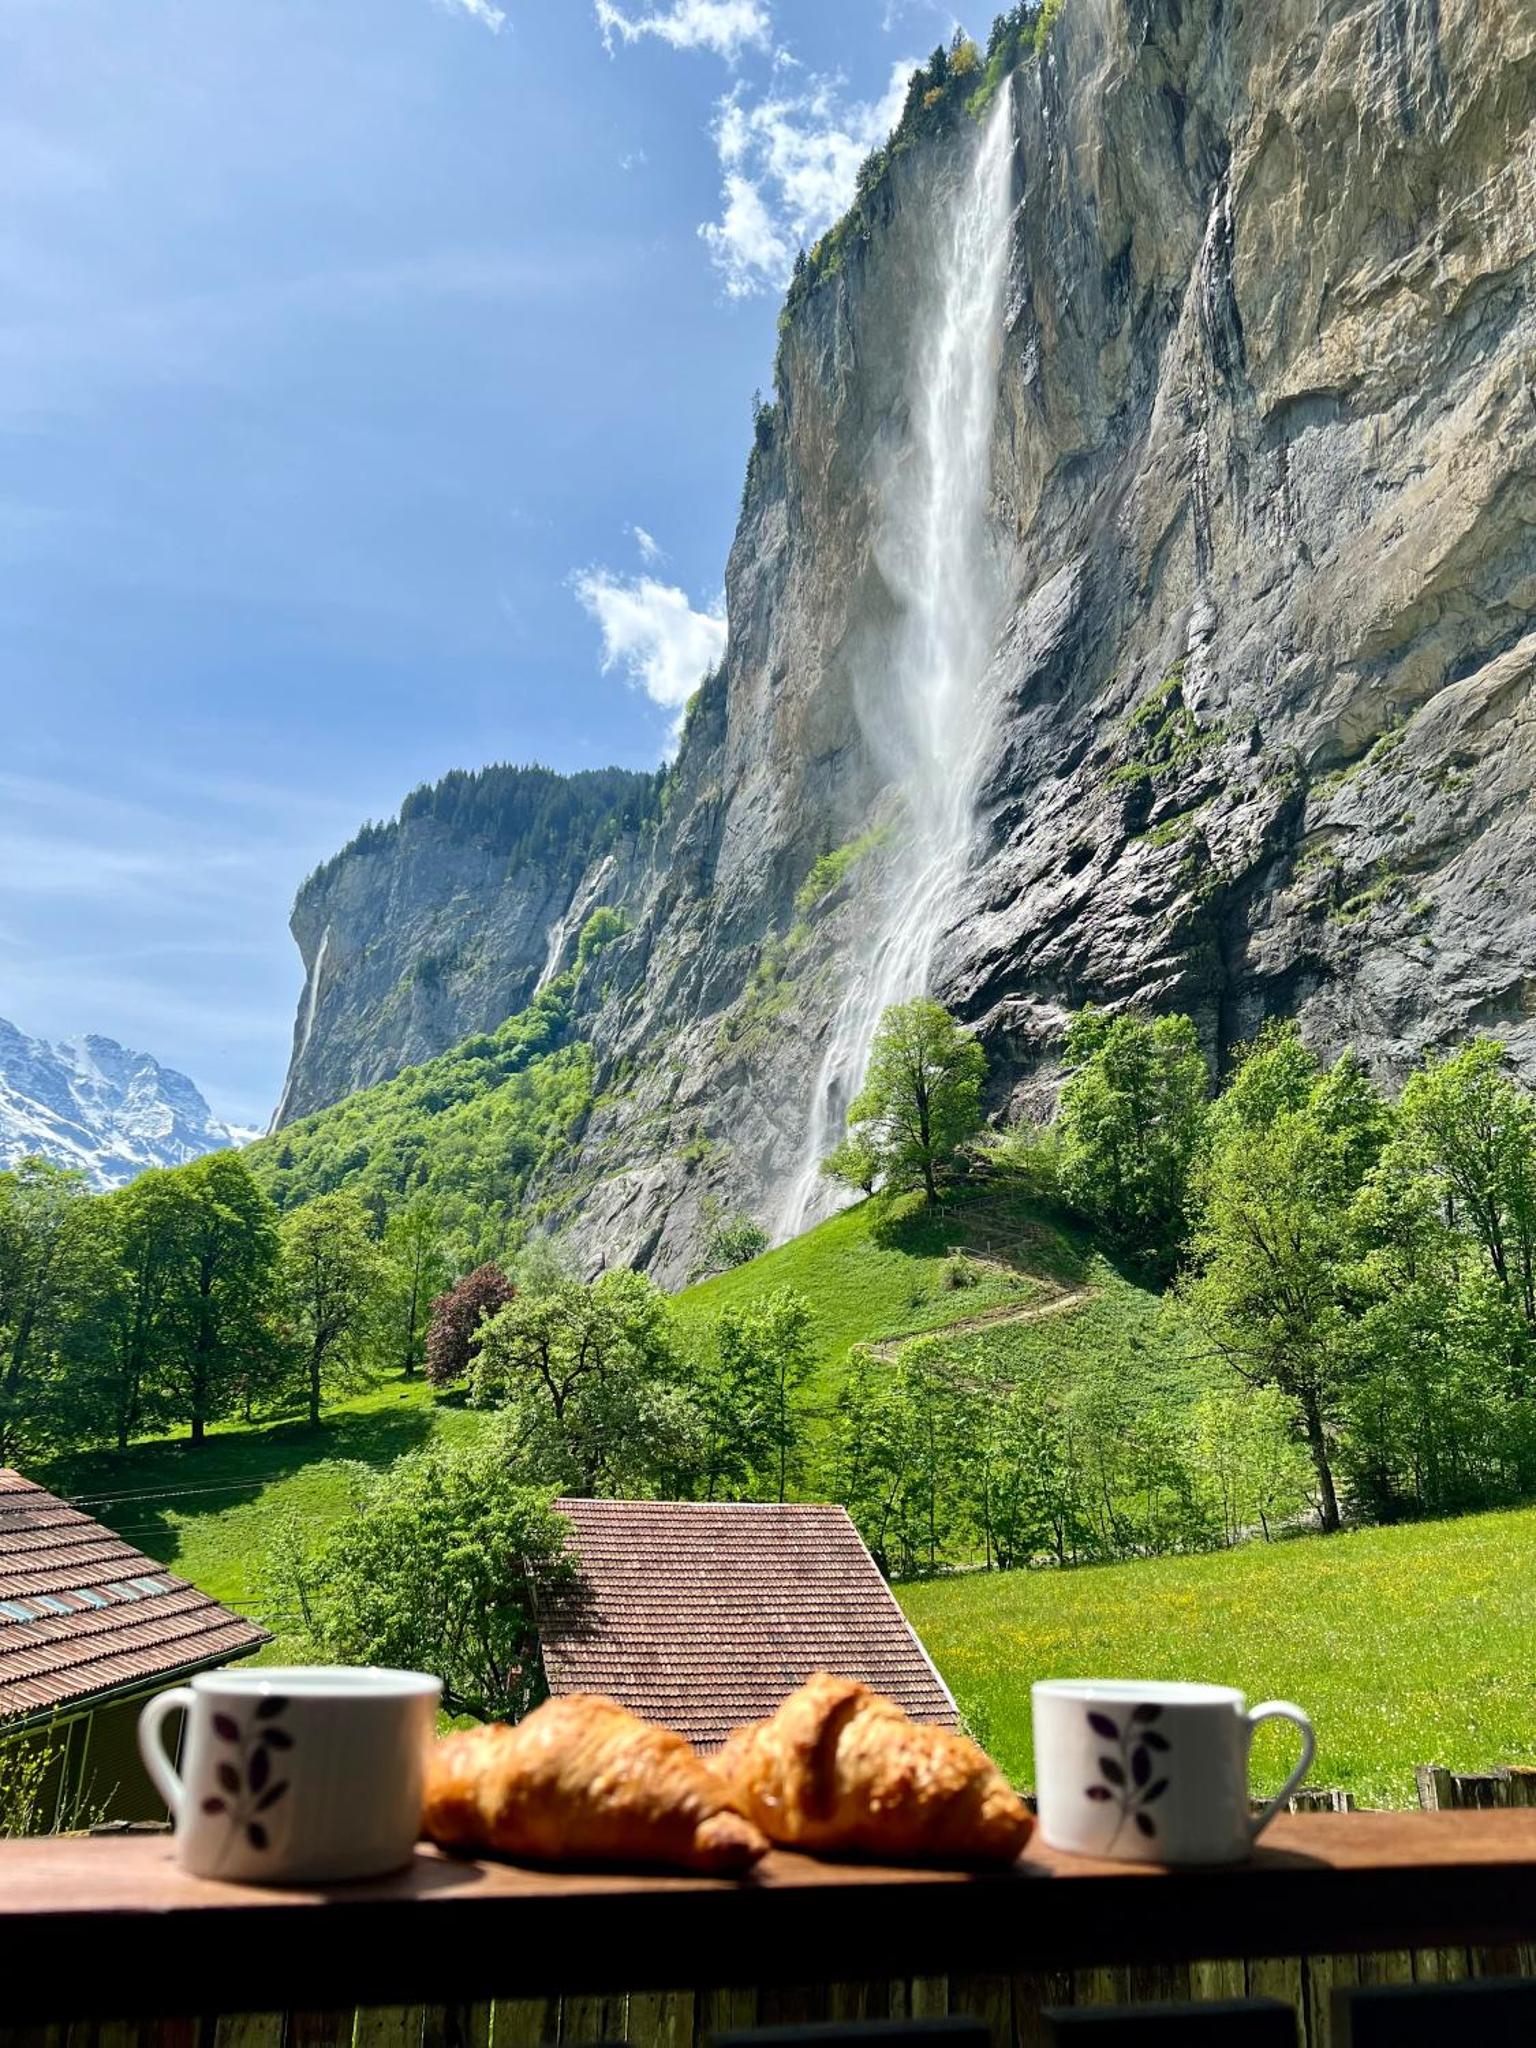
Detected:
[277,0,1536,1283]
[274,764,657,1125]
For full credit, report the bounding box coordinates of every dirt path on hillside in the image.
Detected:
[868,1287,1094,1360]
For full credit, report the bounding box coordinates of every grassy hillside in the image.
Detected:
[900,1505,1536,1809]
[678,1181,1108,1381]
[42,1382,498,1665]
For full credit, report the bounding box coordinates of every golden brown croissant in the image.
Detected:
[719,1672,1032,1865]
[421,1692,768,1874]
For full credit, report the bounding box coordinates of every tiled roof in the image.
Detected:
[542,1498,958,1751]
[0,1469,269,1726]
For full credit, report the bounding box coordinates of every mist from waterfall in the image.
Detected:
[777,88,1016,1243]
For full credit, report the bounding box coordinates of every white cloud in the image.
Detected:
[594,0,772,61]
[574,568,727,740]
[436,0,507,28]
[699,61,914,298]
[631,524,665,565]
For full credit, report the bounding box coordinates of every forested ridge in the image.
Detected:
[297,762,662,909]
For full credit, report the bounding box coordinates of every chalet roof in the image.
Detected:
[541,1498,958,1752]
[0,1469,269,1728]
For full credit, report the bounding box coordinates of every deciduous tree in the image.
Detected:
[840,999,986,1204]
[0,1160,92,1462]
[820,1133,881,1198]
[382,1196,451,1378]
[158,1153,281,1448]
[1180,1041,1391,1531]
[712,1287,815,1502]
[424,1262,516,1387]
[281,1192,386,1426]
[269,1438,571,1722]
[472,1269,685,1495]
[1056,1008,1209,1266]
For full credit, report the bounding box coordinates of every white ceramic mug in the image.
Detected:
[138,1665,441,1883]
[1032,1679,1316,1866]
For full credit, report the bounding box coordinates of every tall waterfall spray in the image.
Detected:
[777,88,1016,1241]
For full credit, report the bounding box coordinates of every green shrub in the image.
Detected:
[941,1252,982,1290]
[576,906,628,968]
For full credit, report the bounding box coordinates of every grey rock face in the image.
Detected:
[273,765,655,1126]
[283,0,1536,1284]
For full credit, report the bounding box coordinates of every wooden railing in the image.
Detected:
[3,1810,1536,2048]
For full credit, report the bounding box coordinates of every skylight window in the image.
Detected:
[0,1601,34,1622]
[131,1576,167,1595]
[107,1582,144,1601]
[36,1595,73,1615]
[73,1588,110,1608]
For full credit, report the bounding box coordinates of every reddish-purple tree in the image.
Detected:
[424,1263,516,1387]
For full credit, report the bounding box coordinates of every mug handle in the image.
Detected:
[1247,1700,1317,1841]
[137,1687,195,1821]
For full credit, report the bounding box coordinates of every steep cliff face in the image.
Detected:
[279,0,1536,1283]
[274,765,656,1125]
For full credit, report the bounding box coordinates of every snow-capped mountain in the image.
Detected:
[0,1017,254,1189]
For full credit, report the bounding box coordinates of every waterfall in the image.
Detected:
[776,88,1016,1243]
[268,923,331,1132]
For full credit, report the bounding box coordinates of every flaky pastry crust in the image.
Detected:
[719,1671,1032,1864]
[422,1692,767,1874]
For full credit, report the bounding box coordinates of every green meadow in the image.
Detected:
[900,1505,1536,1808]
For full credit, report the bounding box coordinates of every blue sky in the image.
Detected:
[1,0,958,1128]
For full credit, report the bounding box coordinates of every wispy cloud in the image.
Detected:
[574,565,727,742]
[594,0,772,61]
[631,523,665,565]
[700,61,914,297]
[434,0,507,30]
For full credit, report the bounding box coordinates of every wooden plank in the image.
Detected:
[11,1821,1536,2020]
[908,1980,949,2020]
[1187,1960,1245,2004]
[824,1984,890,2026]
[1410,1947,1470,1983]
[1010,1973,1074,2048]
[1071,1972,1132,2009]
[948,1974,1012,2048]
[420,2010,490,2048]
[693,1988,756,2042]
[485,2004,557,2048]
[559,1997,627,2047]
[351,2016,423,2048]
[757,1989,831,2029]
[1244,1956,1303,2029]
[622,1992,693,2048]
[285,2022,354,2048]
[210,2022,283,2048]
[1304,1953,1358,2048]
[1125,1966,1189,2008]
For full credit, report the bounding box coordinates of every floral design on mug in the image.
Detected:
[200,1693,293,1852]
[1084,1703,1170,1844]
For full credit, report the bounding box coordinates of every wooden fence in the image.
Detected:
[4,1766,1536,2048]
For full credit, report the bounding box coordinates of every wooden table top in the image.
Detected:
[5,1813,1536,2019]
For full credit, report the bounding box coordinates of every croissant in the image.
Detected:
[719,1672,1033,1865]
[421,1692,768,1874]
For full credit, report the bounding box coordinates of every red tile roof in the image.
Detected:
[542,1498,958,1751]
[0,1469,269,1727]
